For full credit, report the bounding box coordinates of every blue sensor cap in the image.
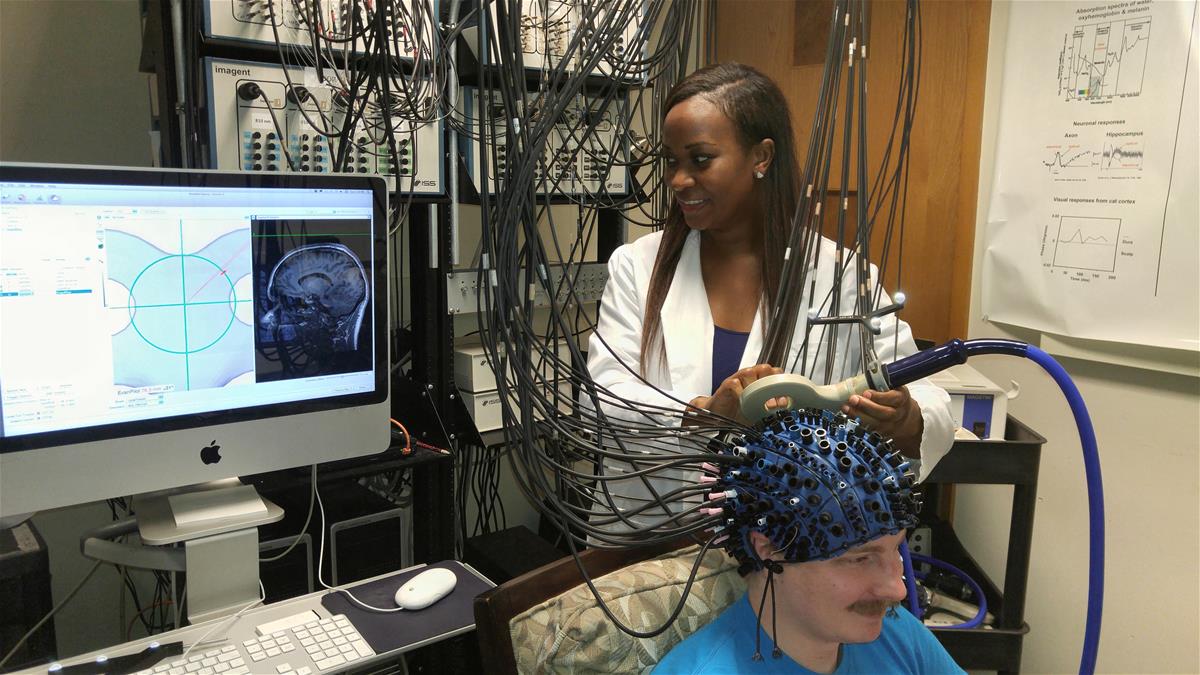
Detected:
[713,409,919,572]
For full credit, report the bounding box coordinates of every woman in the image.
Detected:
[585,63,953,535]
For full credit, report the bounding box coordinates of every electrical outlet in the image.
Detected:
[907,526,932,556]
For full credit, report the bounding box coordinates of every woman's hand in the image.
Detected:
[688,364,785,425]
[842,386,924,456]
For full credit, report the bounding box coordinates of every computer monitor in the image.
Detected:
[0,163,391,518]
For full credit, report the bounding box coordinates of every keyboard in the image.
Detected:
[135,613,376,675]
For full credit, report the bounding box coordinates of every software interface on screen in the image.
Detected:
[0,179,379,443]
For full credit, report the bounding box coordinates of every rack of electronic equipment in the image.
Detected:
[142,0,455,580]
[440,0,656,564]
[139,0,671,583]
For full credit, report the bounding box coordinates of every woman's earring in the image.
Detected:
[754,170,765,179]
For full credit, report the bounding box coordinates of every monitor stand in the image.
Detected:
[84,480,285,625]
[134,479,283,545]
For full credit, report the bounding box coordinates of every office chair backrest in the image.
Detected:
[474,539,744,674]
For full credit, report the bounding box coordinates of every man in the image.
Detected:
[653,409,964,674]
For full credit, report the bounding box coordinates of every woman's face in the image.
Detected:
[662,96,770,236]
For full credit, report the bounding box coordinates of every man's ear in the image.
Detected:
[753,138,775,176]
[749,530,775,561]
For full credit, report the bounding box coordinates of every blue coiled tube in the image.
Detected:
[899,540,922,619]
[910,553,988,630]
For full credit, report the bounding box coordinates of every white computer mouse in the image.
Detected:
[394,567,457,610]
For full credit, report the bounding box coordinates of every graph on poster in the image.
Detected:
[1101,141,1144,169]
[1059,17,1151,100]
[1046,215,1122,272]
[1042,139,1144,175]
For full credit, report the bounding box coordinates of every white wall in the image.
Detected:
[956,3,1200,673]
[0,0,152,167]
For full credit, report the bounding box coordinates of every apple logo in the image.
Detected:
[200,440,222,465]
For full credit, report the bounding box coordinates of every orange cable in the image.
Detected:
[389,417,412,455]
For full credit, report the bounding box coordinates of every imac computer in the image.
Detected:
[0,163,392,523]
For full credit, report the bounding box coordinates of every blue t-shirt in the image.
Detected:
[653,594,964,674]
[712,325,751,393]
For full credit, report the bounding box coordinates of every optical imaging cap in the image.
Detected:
[708,409,920,573]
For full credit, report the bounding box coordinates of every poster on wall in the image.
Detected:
[982,0,1199,352]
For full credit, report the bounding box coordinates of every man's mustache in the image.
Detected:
[848,600,899,616]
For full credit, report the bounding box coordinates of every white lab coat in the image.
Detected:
[585,229,953,534]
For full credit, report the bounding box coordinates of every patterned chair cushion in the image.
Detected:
[508,544,745,674]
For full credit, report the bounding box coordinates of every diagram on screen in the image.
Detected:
[1058,17,1150,100]
[1050,215,1122,272]
[104,224,255,391]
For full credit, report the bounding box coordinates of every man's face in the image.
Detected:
[764,530,910,647]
